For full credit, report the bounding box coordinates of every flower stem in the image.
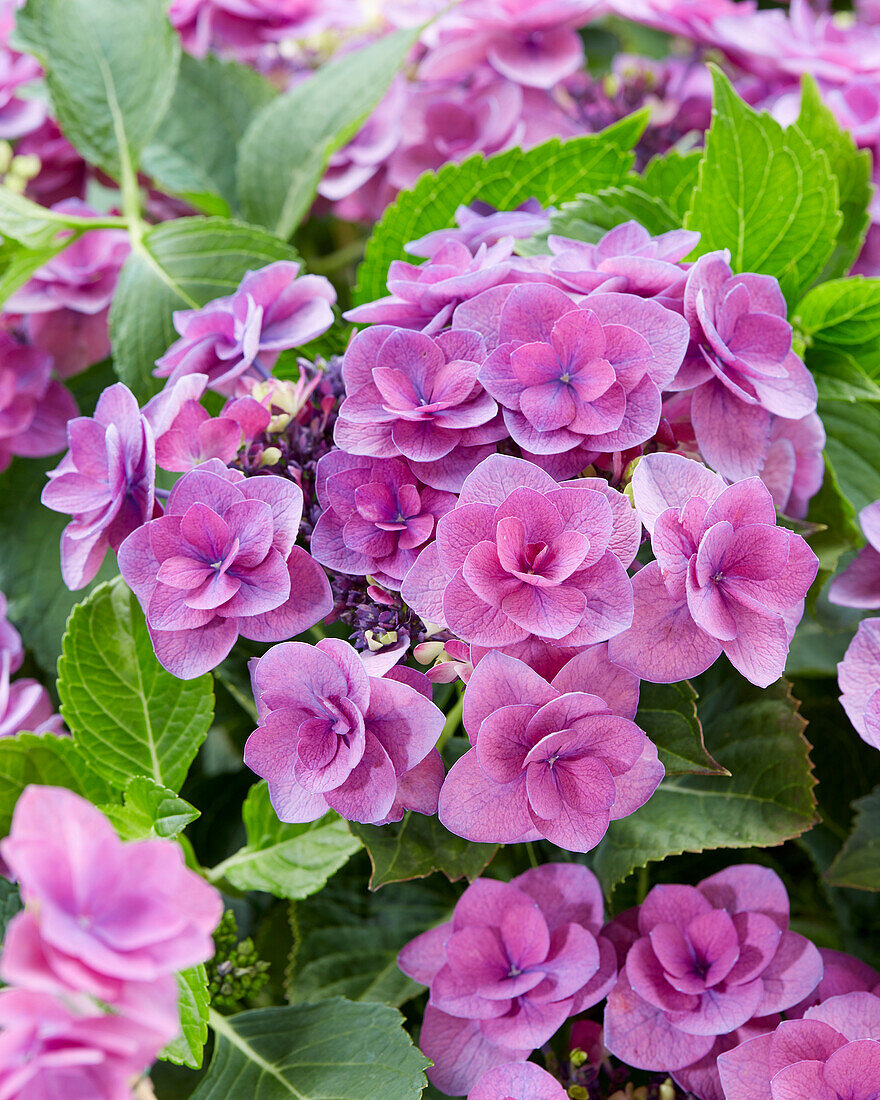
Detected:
[437,691,464,751]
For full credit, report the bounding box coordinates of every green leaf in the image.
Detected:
[58,579,214,792]
[795,276,880,349]
[539,183,680,248]
[100,776,199,841]
[354,111,648,306]
[636,681,727,776]
[0,879,22,941]
[0,733,114,837]
[237,27,421,239]
[142,54,275,216]
[161,966,210,1069]
[0,187,124,248]
[795,75,873,282]
[109,216,298,400]
[193,1001,428,1100]
[593,669,817,890]
[15,0,180,176]
[0,237,75,305]
[641,148,703,224]
[820,398,880,514]
[686,67,841,303]
[826,786,880,891]
[350,811,497,889]
[208,781,361,899]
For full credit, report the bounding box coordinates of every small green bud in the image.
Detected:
[569,1047,588,1069]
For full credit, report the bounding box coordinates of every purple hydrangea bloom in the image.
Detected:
[837,618,880,751]
[408,200,551,259]
[474,283,689,461]
[439,648,663,851]
[603,864,824,1100]
[42,383,156,591]
[0,330,77,472]
[0,670,64,738]
[117,460,332,679]
[168,0,344,57]
[608,453,818,688]
[401,455,637,651]
[397,864,617,1095]
[0,40,44,140]
[468,1061,567,1100]
[788,948,880,1019]
[718,991,880,1100]
[830,501,880,609]
[244,638,445,825]
[759,411,826,520]
[155,261,336,392]
[310,451,457,590]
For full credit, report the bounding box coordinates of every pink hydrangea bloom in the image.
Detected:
[118,460,332,679]
[155,261,336,391]
[604,0,750,41]
[608,453,818,688]
[788,948,880,1019]
[468,1061,567,1100]
[759,412,825,519]
[42,383,156,591]
[0,42,44,140]
[0,670,64,738]
[829,501,880,610]
[169,0,344,58]
[244,638,445,824]
[0,330,77,472]
[0,786,222,1011]
[401,455,637,651]
[837,617,880,751]
[474,282,689,460]
[310,451,457,589]
[718,991,880,1100]
[438,648,662,851]
[408,201,551,260]
[603,864,823,1100]
[19,119,88,208]
[398,864,617,1095]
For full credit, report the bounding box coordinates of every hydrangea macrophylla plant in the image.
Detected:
[41,382,156,590]
[608,452,818,687]
[438,648,663,850]
[603,864,824,1100]
[717,991,880,1099]
[245,637,445,825]
[829,500,880,609]
[468,1061,567,1100]
[0,330,77,472]
[837,617,880,752]
[397,864,617,1095]
[117,460,332,679]
[401,454,637,650]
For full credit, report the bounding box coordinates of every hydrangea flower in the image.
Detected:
[398,864,617,1095]
[789,948,880,1019]
[608,453,818,687]
[837,617,880,751]
[759,412,826,519]
[603,864,824,1100]
[0,330,77,472]
[718,991,880,1100]
[439,649,662,850]
[0,42,44,140]
[244,638,445,824]
[474,283,689,460]
[0,592,22,677]
[310,451,457,589]
[401,455,637,651]
[42,383,156,591]
[468,1061,567,1100]
[168,0,344,58]
[830,500,880,609]
[117,460,332,679]
[408,200,551,259]
[0,670,64,738]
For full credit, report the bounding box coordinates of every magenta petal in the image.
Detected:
[148,617,239,679]
[438,750,535,844]
[717,1033,774,1100]
[469,1062,566,1100]
[444,568,529,647]
[419,1006,526,1097]
[756,931,823,1016]
[769,1060,837,1100]
[462,650,558,742]
[324,733,396,824]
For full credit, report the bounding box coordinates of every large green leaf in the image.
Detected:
[641,148,703,225]
[237,27,420,239]
[820,398,880,514]
[0,187,125,248]
[686,68,841,303]
[354,111,648,305]
[193,1001,428,1100]
[350,811,497,889]
[207,781,361,899]
[15,0,179,177]
[826,786,880,891]
[795,276,880,351]
[57,579,214,792]
[161,966,210,1069]
[593,669,817,890]
[109,216,298,400]
[636,681,726,776]
[100,776,199,841]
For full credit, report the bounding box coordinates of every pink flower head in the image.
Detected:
[117,460,332,679]
[474,283,689,460]
[439,648,662,851]
[0,786,222,1009]
[408,200,551,260]
[19,118,88,208]
[603,864,824,1100]
[401,455,638,651]
[547,221,699,298]
[0,331,77,472]
[344,239,514,332]
[0,667,64,738]
[759,412,825,519]
[838,617,880,752]
[397,863,617,1095]
[169,0,341,58]
[310,450,457,589]
[334,325,505,488]
[244,638,445,825]
[608,453,818,688]
[830,501,880,610]
[42,383,156,591]
[0,592,22,676]
[155,261,336,391]
[718,991,880,1100]
[468,1061,567,1100]
[677,250,817,481]
[0,43,44,140]
[789,948,880,1019]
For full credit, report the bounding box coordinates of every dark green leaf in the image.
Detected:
[637,681,727,776]
[827,786,880,891]
[820,398,880,514]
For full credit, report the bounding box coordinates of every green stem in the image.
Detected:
[437,692,464,751]
[636,864,650,903]
[526,842,540,870]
